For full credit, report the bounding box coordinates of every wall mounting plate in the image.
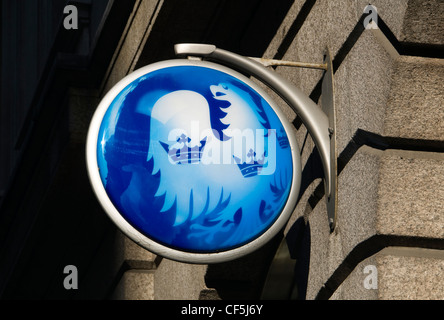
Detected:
[321,48,337,232]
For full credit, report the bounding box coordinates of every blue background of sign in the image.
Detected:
[96,65,293,252]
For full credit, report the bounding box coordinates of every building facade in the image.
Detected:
[0,0,443,299]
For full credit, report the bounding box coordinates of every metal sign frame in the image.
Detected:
[86,58,302,264]
[86,43,337,265]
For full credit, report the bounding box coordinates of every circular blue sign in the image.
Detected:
[86,60,300,263]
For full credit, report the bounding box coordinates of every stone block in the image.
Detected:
[333,30,395,154]
[334,247,444,300]
[109,232,158,299]
[356,0,409,39]
[377,150,444,239]
[330,255,379,300]
[383,56,444,141]
[114,231,157,268]
[400,0,444,45]
[154,258,208,300]
[112,269,154,300]
[262,0,306,59]
[304,146,444,299]
[376,247,444,300]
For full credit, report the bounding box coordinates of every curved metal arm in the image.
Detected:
[174,43,333,200]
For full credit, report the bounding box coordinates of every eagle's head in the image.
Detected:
[147,90,213,169]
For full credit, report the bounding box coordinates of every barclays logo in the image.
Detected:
[87,59,298,261]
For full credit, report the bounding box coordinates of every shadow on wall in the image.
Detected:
[285,217,311,300]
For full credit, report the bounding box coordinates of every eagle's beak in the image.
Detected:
[210,84,228,99]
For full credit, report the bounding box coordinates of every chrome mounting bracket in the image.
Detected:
[174,43,337,231]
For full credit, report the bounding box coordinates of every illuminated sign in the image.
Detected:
[86,59,301,263]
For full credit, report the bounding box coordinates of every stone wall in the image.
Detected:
[99,0,443,300]
[265,0,444,300]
